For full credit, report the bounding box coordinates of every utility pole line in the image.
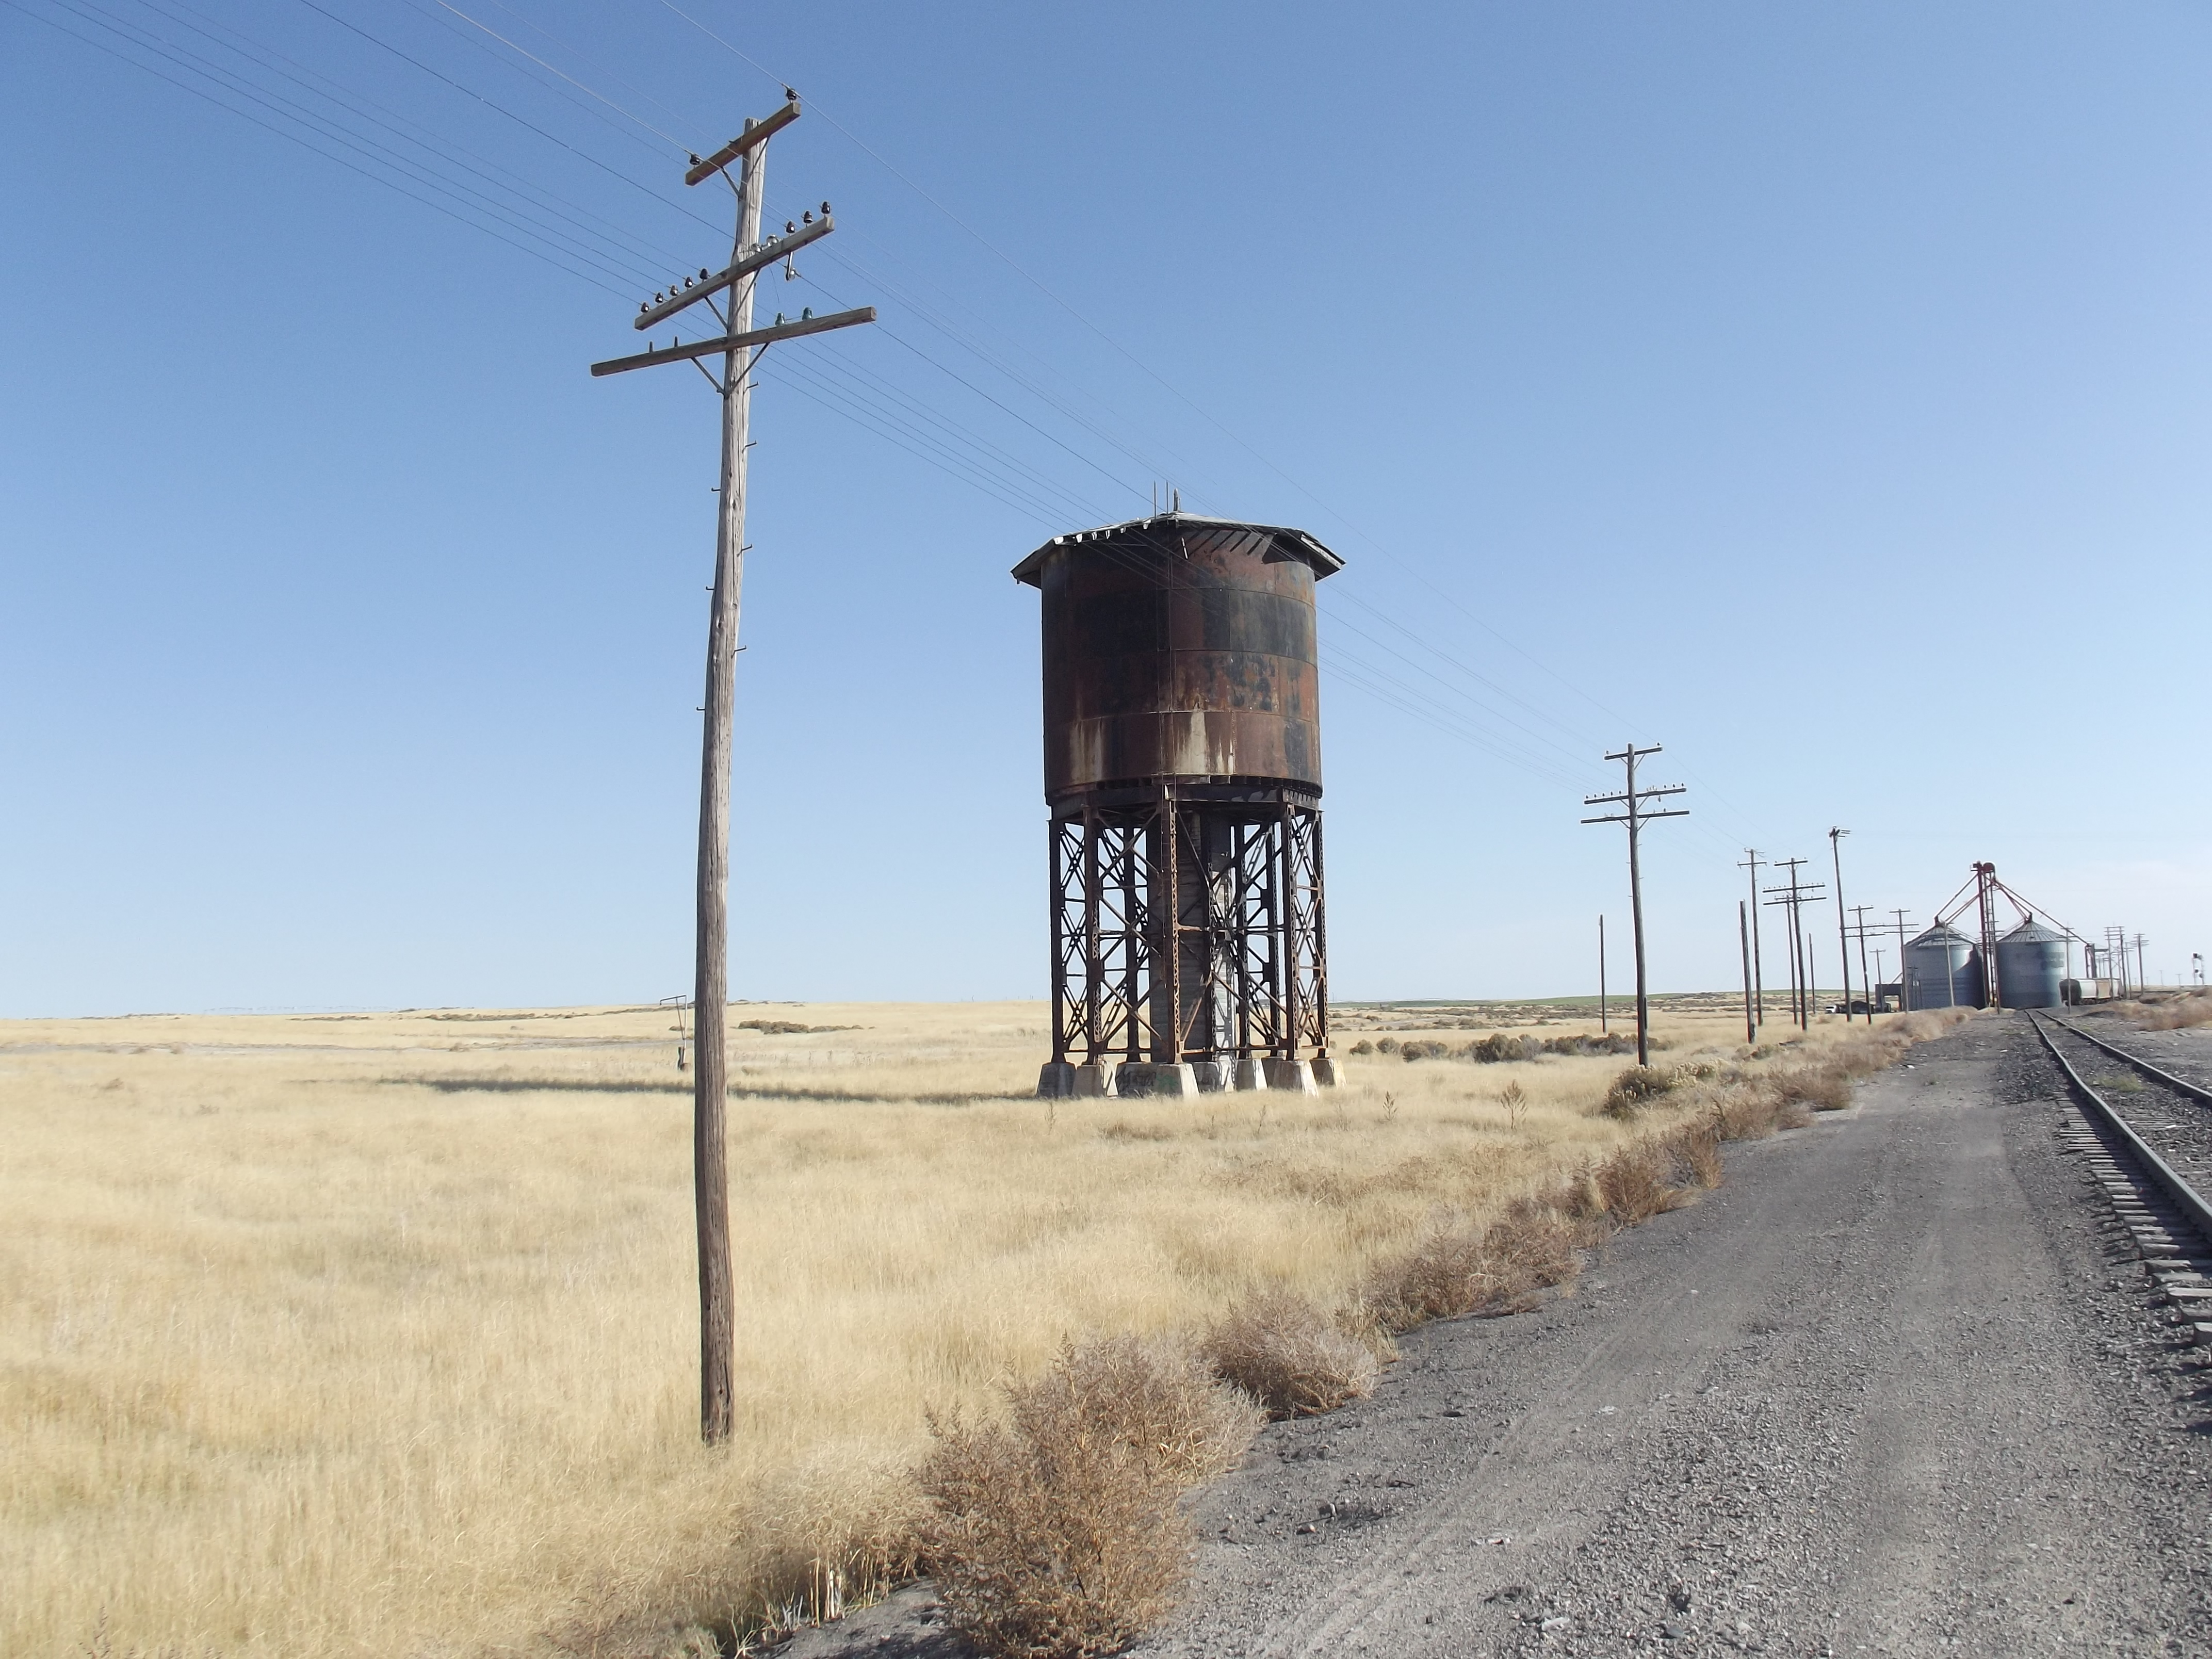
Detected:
[588,94,876,1446]
[1769,859,1809,1028]
[1738,850,1766,1028]
[1848,904,1877,1015]
[1891,908,1915,1010]
[1763,860,1826,1030]
[1829,828,1857,1023]
[1582,743,1688,1067]
[2135,933,2150,994]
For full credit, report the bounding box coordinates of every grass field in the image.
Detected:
[3,998,1889,1658]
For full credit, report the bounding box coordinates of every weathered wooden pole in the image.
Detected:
[691,117,767,1446]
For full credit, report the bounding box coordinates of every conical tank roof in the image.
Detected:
[2002,917,2064,944]
[1909,923,1974,948]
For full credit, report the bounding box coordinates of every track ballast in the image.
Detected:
[2033,1009,2212,1344]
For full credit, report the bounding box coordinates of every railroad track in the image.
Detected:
[2029,1010,2212,1344]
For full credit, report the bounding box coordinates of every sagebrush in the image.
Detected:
[919,1339,1259,1658]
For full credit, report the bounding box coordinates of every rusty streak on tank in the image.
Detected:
[1012,514,1341,803]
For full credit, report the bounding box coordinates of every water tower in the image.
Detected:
[1014,511,1343,1098]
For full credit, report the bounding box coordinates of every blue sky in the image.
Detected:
[3,0,2207,1016]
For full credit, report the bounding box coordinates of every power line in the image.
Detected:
[70,0,685,285]
[12,0,637,296]
[287,0,729,239]
[429,0,693,151]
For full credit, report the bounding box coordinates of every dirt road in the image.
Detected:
[793,1015,2212,1658]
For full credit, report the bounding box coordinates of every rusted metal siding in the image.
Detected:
[1026,518,1330,801]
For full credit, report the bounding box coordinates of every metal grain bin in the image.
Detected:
[1012,513,1342,803]
[1996,919,2067,1009]
[1904,923,1982,1010]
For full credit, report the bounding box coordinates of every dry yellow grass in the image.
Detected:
[2,999,1897,1657]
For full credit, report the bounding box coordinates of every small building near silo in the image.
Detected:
[1995,918,2067,1009]
[1904,923,1983,1010]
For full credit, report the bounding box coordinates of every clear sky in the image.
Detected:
[3,0,2207,1016]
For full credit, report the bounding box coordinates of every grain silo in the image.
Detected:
[1995,918,2067,1009]
[1014,511,1343,1098]
[1904,923,1983,1011]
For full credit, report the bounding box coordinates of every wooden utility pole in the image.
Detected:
[589,97,875,1444]
[1828,828,1857,1023]
[1739,900,1755,1044]
[1738,850,1765,1028]
[1582,744,1687,1067]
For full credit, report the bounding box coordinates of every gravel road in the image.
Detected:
[786,1015,2212,1659]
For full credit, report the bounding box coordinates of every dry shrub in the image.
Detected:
[1466,1032,1542,1064]
[1362,1199,1585,1331]
[1601,1064,1676,1119]
[1706,1080,1808,1141]
[919,1338,1258,1659]
[1539,1032,1635,1057]
[1364,1224,1489,1329]
[2127,992,2212,1031]
[1893,1007,1971,1042]
[1487,1198,1586,1294]
[1663,1122,1724,1189]
[1198,1287,1378,1419]
[551,1453,926,1658]
[1593,1142,1694,1224]
[1772,1065,1852,1112]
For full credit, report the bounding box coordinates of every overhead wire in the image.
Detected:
[763,351,1107,527]
[445,3,1625,799]
[392,0,680,166]
[90,0,690,285]
[286,0,731,243]
[46,0,1791,858]
[10,0,641,297]
[633,7,1794,825]
[473,0,715,155]
[428,0,694,152]
[645,0,1659,750]
[758,254,1634,789]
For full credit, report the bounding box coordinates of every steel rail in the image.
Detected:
[2042,1011,2212,1105]
[2030,1012,2212,1241]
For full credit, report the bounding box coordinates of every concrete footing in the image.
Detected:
[1042,1055,1339,1098]
[1116,1062,1200,1098]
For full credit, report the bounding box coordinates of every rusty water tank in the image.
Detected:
[1011,513,1343,804]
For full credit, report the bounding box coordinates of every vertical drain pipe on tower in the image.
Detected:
[1014,510,1344,1099]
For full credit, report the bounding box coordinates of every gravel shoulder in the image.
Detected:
[787,1015,2212,1659]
